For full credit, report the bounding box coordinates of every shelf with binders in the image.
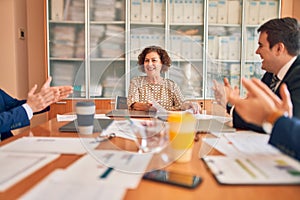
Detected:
[130,0,166,24]
[242,26,265,81]
[89,23,125,60]
[48,22,85,60]
[170,60,204,98]
[168,25,204,61]
[129,25,166,61]
[244,0,279,27]
[90,60,126,98]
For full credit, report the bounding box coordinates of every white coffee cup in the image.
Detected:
[75,101,95,135]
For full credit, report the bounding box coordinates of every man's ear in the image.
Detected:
[275,42,285,55]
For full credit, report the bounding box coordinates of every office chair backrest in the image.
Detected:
[115,96,128,109]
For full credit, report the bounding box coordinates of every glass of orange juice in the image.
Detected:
[168,112,197,163]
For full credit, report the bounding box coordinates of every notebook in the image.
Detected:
[105,109,157,118]
[59,118,113,133]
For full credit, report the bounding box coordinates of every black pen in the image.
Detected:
[100,167,114,179]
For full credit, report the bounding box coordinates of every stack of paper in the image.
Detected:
[0,152,59,192]
[202,131,300,184]
[20,151,153,199]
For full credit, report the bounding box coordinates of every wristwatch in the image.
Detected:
[262,110,286,134]
[226,102,233,114]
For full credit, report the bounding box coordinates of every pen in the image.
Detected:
[100,167,114,179]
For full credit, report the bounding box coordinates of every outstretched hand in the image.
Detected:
[228,78,292,126]
[26,77,73,113]
[213,78,238,108]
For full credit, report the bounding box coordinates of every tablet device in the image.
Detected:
[59,118,113,133]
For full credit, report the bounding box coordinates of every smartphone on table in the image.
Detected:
[143,170,202,189]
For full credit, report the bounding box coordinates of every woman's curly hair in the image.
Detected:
[137,46,172,73]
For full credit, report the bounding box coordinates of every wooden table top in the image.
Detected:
[0,116,299,200]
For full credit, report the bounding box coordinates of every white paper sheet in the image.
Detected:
[52,152,152,189]
[0,152,59,192]
[91,150,153,175]
[20,169,127,200]
[100,119,147,141]
[203,154,300,184]
[0,137,100,154]
[194,113,232,123]
[223,131,280,156]
[57,114,110,122]
[202,136,244,157]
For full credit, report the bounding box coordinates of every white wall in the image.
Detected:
[0,0,47,132]
[0,0,28,98]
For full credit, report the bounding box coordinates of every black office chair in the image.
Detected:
[115,96,128,109]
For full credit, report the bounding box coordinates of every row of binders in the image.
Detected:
[208,0,278,25]
[130,34,203,59]
[131,0,204,23]
[51,0,279,25]
[131,0,278,25]
[51,0,124,21]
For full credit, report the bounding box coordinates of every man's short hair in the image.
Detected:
[257,17,300,56]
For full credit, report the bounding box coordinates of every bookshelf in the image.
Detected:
[46,0,281,115]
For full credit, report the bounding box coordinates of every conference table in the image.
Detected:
[0,113,299,200]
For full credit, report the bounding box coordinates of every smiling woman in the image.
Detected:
[127,46,200,113]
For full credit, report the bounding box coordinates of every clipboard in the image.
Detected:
[202,155,300,185]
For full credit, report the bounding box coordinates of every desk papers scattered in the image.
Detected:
[203,155,300,184]
[202,131,280,156]
[202,131,300,184]
[0,152,59,192]
[101,119,147,141]
[0,137,99,154]
[223,131,280,155]
[194,113,232,123]
[201,136,244,157]
[20,151,153,200]
[20,170,127,200]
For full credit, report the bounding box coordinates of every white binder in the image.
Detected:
[208,1,218,24]
[51,0,64,20]
[227,0,241,24]
[184,0,194,23]
[217,0,228,24]
[141,0,152,22]
[131,0,142,22]
[193,0,203,23]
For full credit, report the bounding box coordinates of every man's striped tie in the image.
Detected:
[270,74,280,92]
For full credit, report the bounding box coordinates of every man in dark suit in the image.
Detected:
[214,17,300,133]
[0,77,73,140]
[229,78,300,161]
